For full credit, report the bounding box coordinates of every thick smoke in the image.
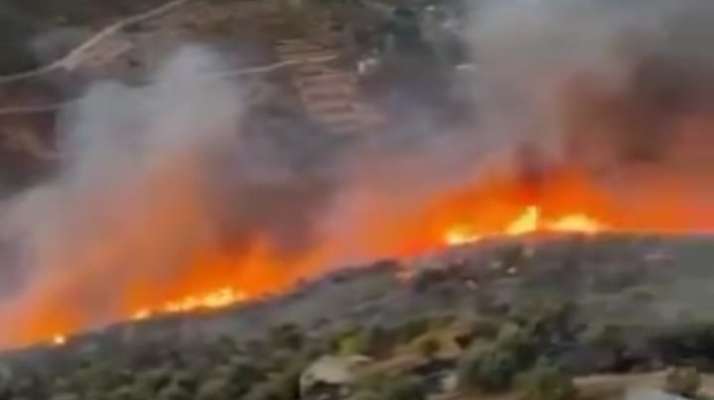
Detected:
[469,0,714,166]
[0,47,338,345]
[464,0,714,223]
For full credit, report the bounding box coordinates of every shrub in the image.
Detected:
[517,361,577,400]
[458,344,520,393]
[417,335,441,359]
[337,330,366,356]
[361,325,396,357]
[496,323,536,367]
[397,317,432,343]
[132,367,171,396]
[195,378,228,400]
[470,317,503,341]
[156,383,191,400]
[106,385,135,400]
[384,376,425,400]
[225,361,264,396]
[171,370,198,393]
[665,367,701,398]
[270,323,305,351]
[335,325,396,358]
[247,357,305,400]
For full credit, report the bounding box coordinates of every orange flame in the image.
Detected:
[131,287,247,321]
[12,164,714,350]
[444,204,606,246]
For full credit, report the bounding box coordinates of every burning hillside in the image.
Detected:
[2,0,714,351]
[5,161,710,350]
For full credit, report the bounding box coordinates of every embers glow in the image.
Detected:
[443,204,606,246]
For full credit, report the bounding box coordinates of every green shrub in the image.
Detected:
[517,361,577,400]
[514,300,578,346]
[665,367,701,398]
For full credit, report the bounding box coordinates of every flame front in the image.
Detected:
[9,164,714,350]
[444,204,606,246]
[131,287,247,321]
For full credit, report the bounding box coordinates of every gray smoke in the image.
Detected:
[0,46,339,345]
[469,0,714,166]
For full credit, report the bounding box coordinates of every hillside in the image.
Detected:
[2,234,714,400]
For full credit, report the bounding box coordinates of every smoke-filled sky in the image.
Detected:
[0,0,714,347]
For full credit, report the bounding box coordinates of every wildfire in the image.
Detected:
[444,204,607,246]
[9,163,713,351]
[131,286,247,321]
